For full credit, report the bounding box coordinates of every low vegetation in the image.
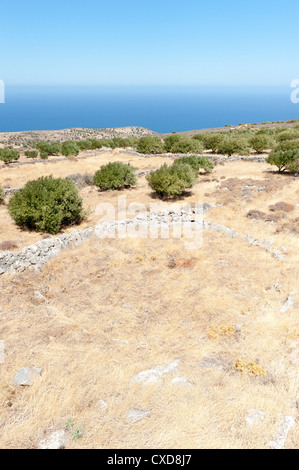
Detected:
[267,149,299,173]
[93,161,137,190]
[8,176,85,234]
[146,162,197,198]
[137,136,165,154]
[164,134,204,154]
[172,155,214,173]
[24,150,38,159]
[0,148,20,164]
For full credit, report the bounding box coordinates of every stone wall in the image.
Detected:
[0,207,285,275]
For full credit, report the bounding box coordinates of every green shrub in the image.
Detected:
[173,155,214,173]
[0,185,4,204]
[76,140,94,150]
[24,150,38,159]
[274,139,299,152]
[275,130,299,142]
[163,134,203,154]
[36,141,49,152]
[47,142,62,155]
[202,133,226,152]
[266,149,299,173]
[0,148,20,164]
[249,135,274,153]
[191,134,206,142]
[137,136,164,154]
[163,134,184,152]
[216,137,250,156]
[8,176,85,234]
[40,150,49,160]
[146,162,197,198]
[93,161,137,190]
[61,141,79,156]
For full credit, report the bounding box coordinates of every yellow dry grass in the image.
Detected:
[0,151,298,449]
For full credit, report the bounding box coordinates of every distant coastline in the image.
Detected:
[1,119,299,149]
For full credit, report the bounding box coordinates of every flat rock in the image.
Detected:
[279,293,294,313]
[38,430,68,449]
[13,367,43,386]
[170,377,193,387]
[98,400,108,411]
[130,359,180,385]
[126,409,150,423]
[268,416,296,449]
[245,409,265,426]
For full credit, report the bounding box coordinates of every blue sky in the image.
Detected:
[1,0,299,86]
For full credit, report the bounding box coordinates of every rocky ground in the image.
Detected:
[0,126,158,149]
[0,144,298,449]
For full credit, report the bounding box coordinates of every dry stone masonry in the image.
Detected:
[0,207,286,275]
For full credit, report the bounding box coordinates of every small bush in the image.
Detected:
[274,139,299,152]
[8,176,85,234]
[76,140,94,150]
[36,141,62,155]
[266,149,299,173]
[164,134,203,154]
[146,162,197,198]
[202,133,226,152]
[275,130,299,142]
[137,136,164,154]
[61,141,79,156]
[47,142,62,155]
[173,155,214,173]
[249,135,274,153]
[93,162,137,190]
[0,148,20,164]
[36,141,49,152]
[40,150,49,160]
[216,137,250,156]
[24,150,38,159]
[191,134,206,142]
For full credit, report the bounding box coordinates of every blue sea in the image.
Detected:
[0,85,298,134]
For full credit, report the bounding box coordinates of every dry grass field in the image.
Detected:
[0,147,298,449]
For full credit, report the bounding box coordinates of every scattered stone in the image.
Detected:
[126,409,150,423]
[34,290,49,303]
[245,409,265,426]
[38,430,68,449]
[197,356,226,370]
[130,359,180,385]
[170,376,192,387]
[98,400,108,411]
[268,416,296,449]
[279,293,294,313]
[13,367,43,386]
